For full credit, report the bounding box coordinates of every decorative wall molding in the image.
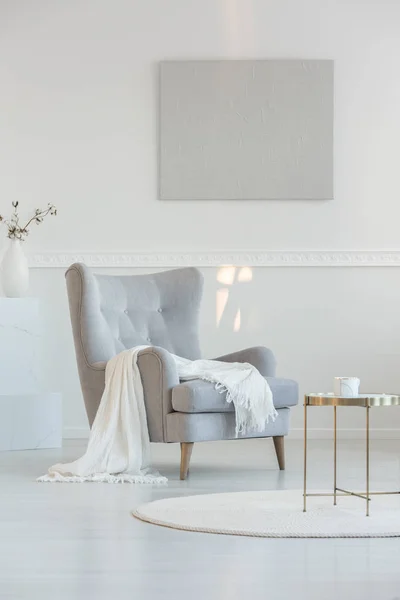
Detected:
[28,250,400,268]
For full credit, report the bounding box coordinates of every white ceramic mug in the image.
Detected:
[334,377,360,397]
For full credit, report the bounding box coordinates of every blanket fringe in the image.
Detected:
[37,472,167,484]
[204,375,276,436]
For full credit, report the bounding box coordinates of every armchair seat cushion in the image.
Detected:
[172,377,298,414]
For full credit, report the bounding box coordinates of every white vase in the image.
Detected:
[1,239,30,297]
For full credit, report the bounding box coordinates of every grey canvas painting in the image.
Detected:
[159,60,333,200]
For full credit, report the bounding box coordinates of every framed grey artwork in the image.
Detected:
[159,59,333,200]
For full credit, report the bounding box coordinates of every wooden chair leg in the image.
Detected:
[273,436,285,470]
[180,442,194,480]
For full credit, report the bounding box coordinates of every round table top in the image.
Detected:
[305,393,400,407]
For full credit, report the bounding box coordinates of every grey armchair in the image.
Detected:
[66,264,298,479]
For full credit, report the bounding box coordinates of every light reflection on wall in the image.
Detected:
[233,309,241,332]
[220,0,255,55]
[217,265,236,285]
[216,266,253,332]
[237,267,253,282]
[216,288,230,327]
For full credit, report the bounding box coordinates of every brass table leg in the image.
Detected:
[334,405,337,506]
[366,405,370,516]
[303,399,307,512]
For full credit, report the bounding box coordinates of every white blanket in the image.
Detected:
[38,347,276,483]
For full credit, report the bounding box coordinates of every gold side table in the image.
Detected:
[303,393,400,516]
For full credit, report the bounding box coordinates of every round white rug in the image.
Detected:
[133,490,400,538]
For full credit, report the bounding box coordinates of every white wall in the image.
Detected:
[1,0,400,438]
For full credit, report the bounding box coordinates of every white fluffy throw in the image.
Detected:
[38,347,276,483]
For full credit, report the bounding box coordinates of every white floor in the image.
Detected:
[1,438,400,600]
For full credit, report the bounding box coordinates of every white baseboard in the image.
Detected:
[63,427,90,439]
[289,428,400,440]
[63,427,400,441]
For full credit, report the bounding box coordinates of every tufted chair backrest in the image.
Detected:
[66,263,204,368]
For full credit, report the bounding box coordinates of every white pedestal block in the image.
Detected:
[0,393,62,451]
[0,298,62,451]
[0,298,42,394]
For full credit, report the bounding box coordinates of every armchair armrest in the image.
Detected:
[213,346,277,377]
[136,346,180,443]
